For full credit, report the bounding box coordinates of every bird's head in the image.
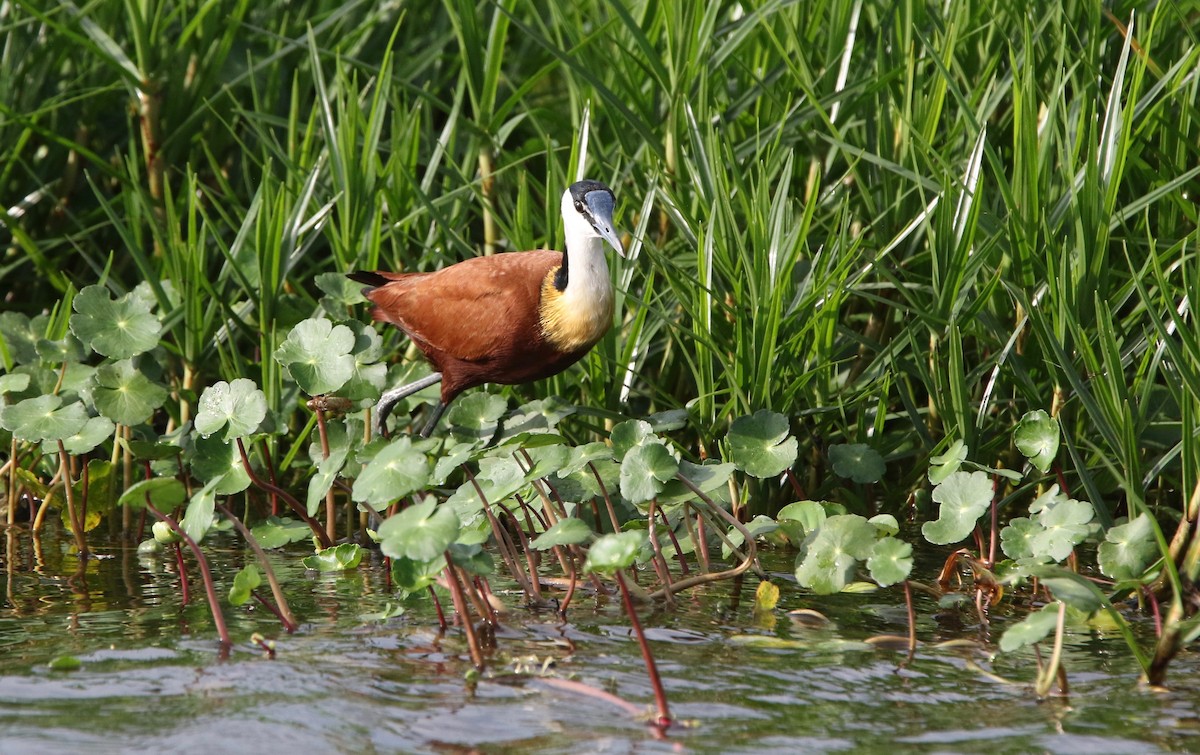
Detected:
[562,180,624,257]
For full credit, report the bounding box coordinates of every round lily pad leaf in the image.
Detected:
[583,531,644,575]
[180,482,217,544]
[530,517,593,550]
[93,359,169,425]
[189,433,252,495]
[447,392,507,444]
[351,437,432,510]
[0,311,42,366]
[829,443,885,484]
[341,320,387,402]
[274,317,356,396]
[0,395,88,442]
[867,537,913,587]
[1098,513,1158,581]
[377,498,460,562]
[1032,497,1094,562]
[390,555,445,592]
[794,515,879,595]
[194,379,267,440]
[47,415,115,456]
[619,441,679,504]
[447,542,494,575]
[727,410,798,478]
[69,284,162,359]
[1014,410,1060,473]
[0,373,32,396]
[999,516,1040,561]
[920,470,994,545]
[609,419,655,461]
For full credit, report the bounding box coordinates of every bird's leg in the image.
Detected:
[418,400,450,439]
[375,372,442,438]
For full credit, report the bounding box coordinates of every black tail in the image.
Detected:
[348,270,388,295]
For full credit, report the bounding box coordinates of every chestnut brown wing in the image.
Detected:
[362,250,561,364]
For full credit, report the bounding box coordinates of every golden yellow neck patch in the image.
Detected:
[538,267,614,352]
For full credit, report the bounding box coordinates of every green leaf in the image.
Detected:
[303,543,364,572]
[921,471,993,545]
[47,655,83,671]
[377,499,460,562]
[341,320,388,401]
[583,531,644,575]
[447,542,494,575]
[0,395,88,442]
[447,392,507,444]
[1031,497,1093,562]
[829,443,885,483]
[1040,575,1101,613]
[390,555,445,592]
[1098,513,1159,581]
[251,517,312,549]
[794,514,877,594]
[999,517,1040,561]
[351,437,432,510]
[0,312,41,366]
[530,517,594,550]
[194,379,267,440]
[619,441,679,503]
[118,477,185,511]
[776,500,829,536]
[557,441,615,476]
[229,564,262,606]
[180,482,217,545]
[93,359,169,425]
[999,602,1062,652]
[727,410,798,478]
[722,514,778,559]
[867,514,900,536]
[274,317,356,396]
[1013,409,1060,473]
[69,285,162,359]
[867,537,913,587]
[609,419,654,461]
[49,415,114,455]
[189,433,252,495]
[0,373,31,395]
[928,440,968,484]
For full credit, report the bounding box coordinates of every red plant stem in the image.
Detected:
[259,438,281,517]
[463,466,536,600]
[251,590,291,629]
[144,500,231,649]
[174,542,190,605]
[473,576,500,626]
[558,548,578,620]
[614,570,671,729]
[236,439,332,549]
[428,585,448,631]
[694,509,711,572]
[589,462,622,534]
[443,554,484,670]
[1146,587,1163,637]
[658,506,690,576]
[217,502,299,633]
[785,468,807,499]
[646,499,675,598]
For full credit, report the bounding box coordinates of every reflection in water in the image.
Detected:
[0,523,1196,753]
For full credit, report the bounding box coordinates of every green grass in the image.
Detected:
[3,0,1199,529]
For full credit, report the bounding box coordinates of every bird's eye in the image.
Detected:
[574,200,584,213]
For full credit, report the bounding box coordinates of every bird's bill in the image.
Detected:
[585,192,625,257]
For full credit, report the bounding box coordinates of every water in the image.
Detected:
[1,526,1198,753]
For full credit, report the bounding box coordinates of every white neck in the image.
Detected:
[559,193,613,309]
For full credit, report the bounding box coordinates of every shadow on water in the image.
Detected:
[1,524,1198,754]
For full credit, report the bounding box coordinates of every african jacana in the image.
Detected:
[349,179,623,437]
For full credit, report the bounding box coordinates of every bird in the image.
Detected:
[349,179,624,438]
